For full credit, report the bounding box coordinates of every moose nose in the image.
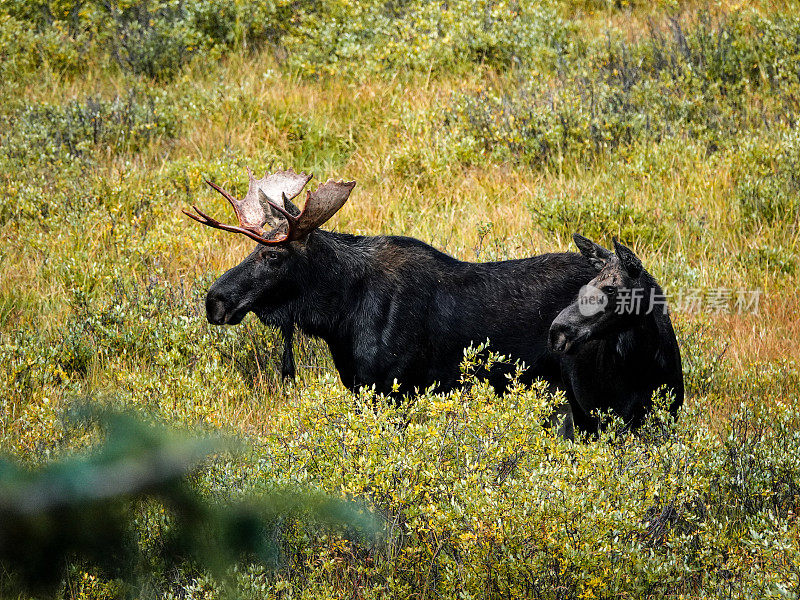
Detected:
[548,323,574,354]
[205,293,228,325]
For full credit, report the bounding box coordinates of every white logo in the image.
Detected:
[577,285,608,317]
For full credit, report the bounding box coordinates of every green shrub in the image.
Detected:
[0,14,87,84]
[734,129,800,230]
[528,189,673,247]
[185,0,297,53]
[282,0,574,76]
[674,318,730,398]
[1,88,180,163]
[445,12,800,166]
[0,0,301,83]
[0,409,378,598]
[100,0,203,79]
[251,362,800,599]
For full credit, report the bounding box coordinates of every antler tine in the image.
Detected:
[182,207,205,223]
[182,205,287,246]
[205,179,237,204]
[204,179,252,226]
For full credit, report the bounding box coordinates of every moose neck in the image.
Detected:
[610,277,667,367]
[289,229,376,341]
[613,317,660,363]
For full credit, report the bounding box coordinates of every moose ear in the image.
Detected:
[573,233,613,270]
[612,238,643,278]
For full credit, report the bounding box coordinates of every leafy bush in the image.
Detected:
[101,0,203,79]
[445,12,800,165]
[0,14,87,84]
[254,362,800,599]
[733,129,800,230]
[674,318,730,398]
[0,0,301,82]
[0,0,577,83]
[528,189,674,247]
[0,409,378,598]
[1,89,180,163]
[282,0,575,76]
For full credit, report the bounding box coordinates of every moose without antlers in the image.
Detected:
[549,235,684,433]
[185,167,598,399]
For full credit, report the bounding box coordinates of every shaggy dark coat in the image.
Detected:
[206,229,598,396]
[549,235,684,434]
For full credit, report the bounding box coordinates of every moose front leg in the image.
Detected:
[280,323,296,380]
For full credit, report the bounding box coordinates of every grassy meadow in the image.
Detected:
[2,0,800,597]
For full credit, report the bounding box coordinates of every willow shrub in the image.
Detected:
[445,11,800,167]
[281,0,574,77]
[0,0,572,83]
[0,0,299,83]
[3,88,181,164]
[255,351,800,599]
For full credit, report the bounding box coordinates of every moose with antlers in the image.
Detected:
[185,167,600,399]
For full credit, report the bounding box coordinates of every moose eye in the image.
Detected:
[265,250,283,263]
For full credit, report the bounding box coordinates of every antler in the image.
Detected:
[183,168,355,245]
[265,179,357,242]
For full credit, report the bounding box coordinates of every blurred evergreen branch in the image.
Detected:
[0,409,379,597]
